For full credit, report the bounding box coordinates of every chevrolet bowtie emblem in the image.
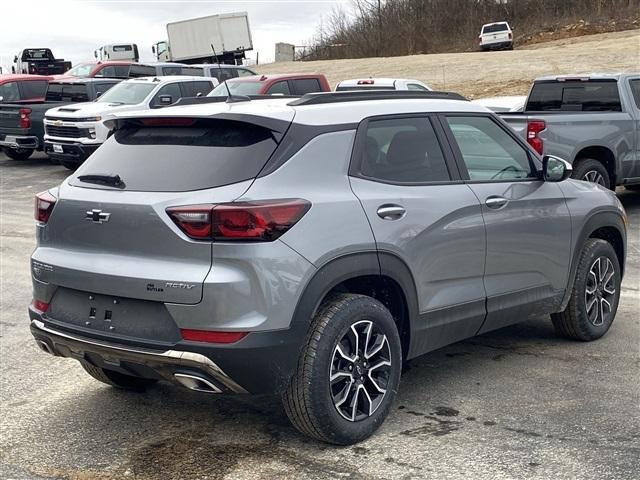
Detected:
[86,209,111,224]
[53,120,63,127]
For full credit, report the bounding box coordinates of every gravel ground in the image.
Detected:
[256,29,640,97]
[0,151,638,480]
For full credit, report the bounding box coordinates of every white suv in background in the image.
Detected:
[478,22,514,51]
[43,76,217,169]
[335,78,432,92]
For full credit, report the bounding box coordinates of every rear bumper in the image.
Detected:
[481,41,512,50]
[44,141,99,164]
[29,308,303,395]
[0,134,39,149]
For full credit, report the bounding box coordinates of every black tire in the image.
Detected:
[59,160,79,170]
[80,361,157,392]
[572,158,611,190]
[551,239,621,341]
[3,147,33,161]
[282,293,402,445]
[624,184,640,192]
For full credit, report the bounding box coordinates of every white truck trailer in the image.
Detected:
[153,12,253,65]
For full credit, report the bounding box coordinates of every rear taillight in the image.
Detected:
[508,32,513,40]
[180,328,247,344]
[31,299,49,313]
[34,191,57,223]
[19,108,32,129]
[527,120,546,155]
[167,199,311,242]
[357,79,375,85]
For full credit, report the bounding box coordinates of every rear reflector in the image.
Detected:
[526,120,546,155]
[32,299,49,313]
[167,199,311,241]
[180,329,248,344]
[34,191,57,223]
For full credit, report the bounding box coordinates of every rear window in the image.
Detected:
[209,81,264,96]
[526,80,622,112]
[482,23,508,34]
[128,65,156,78]
[21,80,49,99]
[71,118,280,192]
[181,67,204,76]
[45,83,90,102]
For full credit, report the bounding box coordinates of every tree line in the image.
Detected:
[300,0,640,60]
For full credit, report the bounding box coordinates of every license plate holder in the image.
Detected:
[52,144,63,153]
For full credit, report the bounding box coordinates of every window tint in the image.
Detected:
[96,65,130,78]
[71,118,279,192]
[20,80,48,99]
[526,80,622,112]
[267,81,291,95]
[181,81,213,97]
[95,83,117,96]
[213,68,236,82]
[236,68,255,77]
[291,78,322,95]
[128,65,155,78]
[446,116,535,181]
[150,83,182,107]
[0,82,20,101]
[181,67,204,76]
[45,83,90,102]
[482,23,508,34]
[629,79,640,109]
[162,66,182,76]
[358,117,450,183]
[407,83,428,91]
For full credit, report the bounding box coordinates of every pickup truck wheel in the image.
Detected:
[282,294,402,445]
[80,361,157,392]
[551,239,620,341]
[572,158,611,189]
[3,147,33,161]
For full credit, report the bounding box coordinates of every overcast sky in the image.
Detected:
[0,0,348,71]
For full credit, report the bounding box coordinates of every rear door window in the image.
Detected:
[181,67,204,76]
[181,81,214,97]
[20,80,49,99]
[267,81,291,95]
[0,82,21,101]
[45,84,90,102]
[236,68,255,77]
[128,65,156,78]
[628,79,640,109]
[162,66,183,75]
[526,80,622,112]
[291,78,322,95]
[70,118,280,192]
[96,65,130,78]
[150,83,181,107]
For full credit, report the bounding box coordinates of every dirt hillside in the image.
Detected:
[255,29,640,99]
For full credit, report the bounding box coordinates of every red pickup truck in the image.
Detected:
[0,74,52,104]
[208,73,332,96]
[54,61,132,80]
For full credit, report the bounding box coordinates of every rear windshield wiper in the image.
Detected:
[77,173,125,189]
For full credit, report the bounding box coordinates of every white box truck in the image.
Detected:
[153,12,253,65]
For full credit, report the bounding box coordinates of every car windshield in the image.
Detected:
[65,63,95,77]
[97,82,156,104]
[208,81,263,96]
[483,23,508,34]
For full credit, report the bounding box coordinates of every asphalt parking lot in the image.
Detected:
[1,152,638,480]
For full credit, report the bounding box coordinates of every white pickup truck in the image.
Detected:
[43,76,216,169]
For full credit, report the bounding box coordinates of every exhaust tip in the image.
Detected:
[173,373,222,394]
[37,340,54,355]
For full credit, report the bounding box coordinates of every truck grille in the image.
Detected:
[45,125,90,139]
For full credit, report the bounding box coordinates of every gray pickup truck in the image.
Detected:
[499,73,640,191]
[0,78,120,160]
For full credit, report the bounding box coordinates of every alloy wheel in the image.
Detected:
[584,257,616,327]
[582,170,606,187]
[329,320,392,422]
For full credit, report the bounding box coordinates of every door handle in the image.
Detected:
[377,205,406,220]
[485,196,509,209]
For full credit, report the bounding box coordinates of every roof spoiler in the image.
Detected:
[173,94,301,107]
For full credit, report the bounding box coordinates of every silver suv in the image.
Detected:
[29,91,627,444]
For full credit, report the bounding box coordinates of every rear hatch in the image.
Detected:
[481,24,510,44]
[35,112,293,308]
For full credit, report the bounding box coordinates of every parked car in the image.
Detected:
[44,76,216,169]
[208,73,331,96]
[478,22,513,51]
[335,78,432,91]
[0,78,120,160]
[55,61,133,80]
[127,62,187,78]
[498,73,640,190]
[181,64,256,83]
[29,90,626,445]
[473,95,526,112]
[95,44,139,62]
[0,74,51,104]
[12,48,72,75]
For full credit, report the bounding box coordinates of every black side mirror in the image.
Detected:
[152,45,156,54]
[95,91,103,98]
[542,155,572,182]
[158,95,173,105]
[13,55,18,63]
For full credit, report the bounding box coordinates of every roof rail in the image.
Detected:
[173,94,300,107]
[288,90,468,106]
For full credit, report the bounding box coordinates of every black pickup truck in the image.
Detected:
[12,48,72,76]
[0,78,120,160]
